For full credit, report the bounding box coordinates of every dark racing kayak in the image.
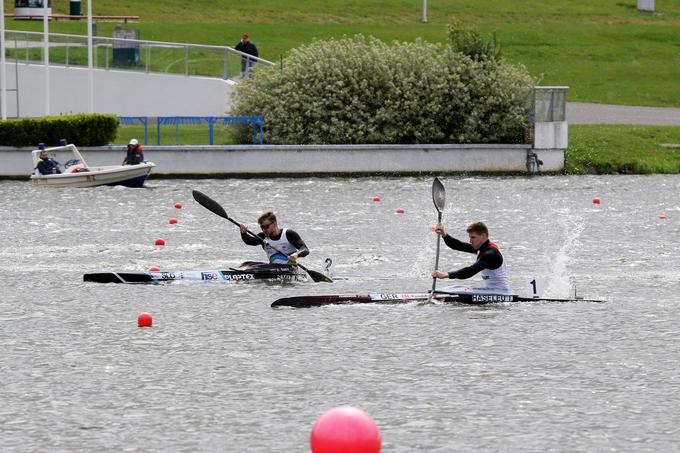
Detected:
[84,261,308,284]
[271,292,605,308]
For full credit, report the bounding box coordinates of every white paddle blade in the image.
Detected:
[432,177,446,213]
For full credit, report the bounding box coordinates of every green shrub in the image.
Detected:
[231,35,534,145]
[447,20,502,62]
[0,114,118,147]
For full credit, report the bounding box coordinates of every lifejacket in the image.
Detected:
[479,241,511,294]
[125,145,144,165]
[263,228,298,264]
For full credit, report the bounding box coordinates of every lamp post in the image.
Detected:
[88,0,93,112]
[1,0,6,119]
[422,0,428,23]
[43,0,50,116]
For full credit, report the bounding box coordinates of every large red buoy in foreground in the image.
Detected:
[311,406,381,453]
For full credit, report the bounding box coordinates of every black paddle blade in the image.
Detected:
[432,177,446,213]
[192,190,229,219]
[303,267,333,283]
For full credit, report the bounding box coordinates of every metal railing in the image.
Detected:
[119,115,265,145]
[3,29,274,79]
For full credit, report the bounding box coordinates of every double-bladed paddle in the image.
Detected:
[428,177,446,302]
[192,190,332,283]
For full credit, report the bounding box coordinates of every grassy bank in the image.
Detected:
[567,125,680,174]
[6,0,680,107]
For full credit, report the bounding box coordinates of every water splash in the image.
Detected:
[544,213,585,298]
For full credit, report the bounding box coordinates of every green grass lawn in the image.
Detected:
[117,124,243,146]
[567,125,680,174]
[7,0,680,106]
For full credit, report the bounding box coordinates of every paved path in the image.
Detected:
[567,102,680,126]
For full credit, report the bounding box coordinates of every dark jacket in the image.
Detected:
[123,145,144,165]
[36,157,62,175]
[235,40,259,73]
[235,41,258,58]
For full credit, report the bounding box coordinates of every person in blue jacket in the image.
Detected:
[35,150,62,175]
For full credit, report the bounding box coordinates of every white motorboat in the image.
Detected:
[30,143,155,188]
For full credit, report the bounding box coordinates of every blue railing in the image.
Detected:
[118,115,265,145]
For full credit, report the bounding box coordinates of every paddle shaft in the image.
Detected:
[430,211,443,295]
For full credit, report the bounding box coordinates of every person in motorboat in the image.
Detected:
[123,138,144,165]
[431,221,511,295]
[239,212,310,265]
[35,150,62,175]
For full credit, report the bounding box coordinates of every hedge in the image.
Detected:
[0,114,118,147]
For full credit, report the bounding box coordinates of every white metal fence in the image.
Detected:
[2,29,274,79]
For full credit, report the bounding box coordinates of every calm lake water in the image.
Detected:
[1,175,679,452]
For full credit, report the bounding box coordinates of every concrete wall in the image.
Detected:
[0,144,564,178]
[0,61,235,117]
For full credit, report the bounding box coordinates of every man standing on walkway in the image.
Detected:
[235,33,259,77]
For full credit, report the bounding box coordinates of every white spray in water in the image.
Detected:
[544,214,585,297]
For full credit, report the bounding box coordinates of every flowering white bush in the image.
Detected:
[232,36,534,144]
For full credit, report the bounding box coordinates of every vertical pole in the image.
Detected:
[422,0,428,23]
[0,0,7,119]
[143,117,148,145]
[43,0,50,116]
[87,0,94,112]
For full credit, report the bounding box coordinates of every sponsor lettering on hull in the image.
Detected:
[471,294,514,303]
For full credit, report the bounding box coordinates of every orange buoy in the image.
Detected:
[138,312,153,328]
[311,406,381,453]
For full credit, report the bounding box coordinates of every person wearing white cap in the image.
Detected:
[123,138,144,165]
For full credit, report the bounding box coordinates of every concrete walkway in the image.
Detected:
[567,102,680,125]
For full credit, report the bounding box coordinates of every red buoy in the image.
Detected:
[372,197,381,202]
[592,198,601,205]
[174,203,183,209]
[138,312,153,328]
[169,218,178,224]
[660,215,668,220]
[148,267,160,272]
[155,238,165,246]
[311,406,381,453]
[395,208,405,214]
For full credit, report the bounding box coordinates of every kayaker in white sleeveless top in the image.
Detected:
[431,221,511,295]
[239,211,310,265]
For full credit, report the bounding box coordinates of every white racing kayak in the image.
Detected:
[84,262,307,284]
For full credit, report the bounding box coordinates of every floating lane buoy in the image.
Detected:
[155,238,165,246]
[174,203,183,209]
[592,197,601,205]
[138,312,153,328]
[310,406,381,453]
[169,218,178,224]
[395,208,405,214]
